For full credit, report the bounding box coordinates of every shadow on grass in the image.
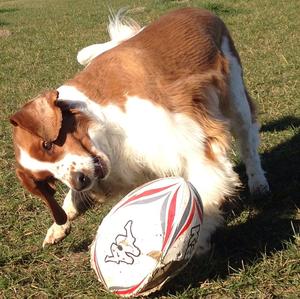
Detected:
[261,115,300,132]
[0,8,18,14]
[0,7,18,27]
[203,2,247,16]
[163,116,300,295]
[71,238,92,253]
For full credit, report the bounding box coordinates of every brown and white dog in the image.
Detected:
[10,8,269,251]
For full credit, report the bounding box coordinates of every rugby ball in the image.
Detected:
[91,177,203,297]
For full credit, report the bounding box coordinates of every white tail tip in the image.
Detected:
[77,8,142,66]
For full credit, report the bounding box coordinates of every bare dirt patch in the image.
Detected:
[0,29,11,37]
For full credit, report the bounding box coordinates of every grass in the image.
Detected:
[0,0,299,298]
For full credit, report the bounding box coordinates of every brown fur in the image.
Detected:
[10,91,62,142]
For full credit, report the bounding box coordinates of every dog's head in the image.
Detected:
[10,90,109,224]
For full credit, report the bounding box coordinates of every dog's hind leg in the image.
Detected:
[221,36,269,195]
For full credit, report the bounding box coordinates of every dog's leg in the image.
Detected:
[188,178,225,256]
[195,207,223,256]
[222,37,270,195]
[42,190,80,247]
[230,104,269,195]
[186,154,238,256]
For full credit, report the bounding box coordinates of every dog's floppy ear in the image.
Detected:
[10,90,62,142]
[16,168,67,225]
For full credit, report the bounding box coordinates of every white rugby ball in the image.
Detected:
[90,177,203,297]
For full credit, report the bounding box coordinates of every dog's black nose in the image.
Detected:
[73,172,91,191]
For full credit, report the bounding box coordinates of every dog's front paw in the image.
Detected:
[42,222,71,248]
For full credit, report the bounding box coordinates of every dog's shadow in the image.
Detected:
[165,115,300,294]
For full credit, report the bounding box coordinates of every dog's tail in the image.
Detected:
[77,8,142,66]
[108,7,142,42]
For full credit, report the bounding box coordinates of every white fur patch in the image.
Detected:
[77,41,119,66]
[221,36,252,124]
[61,190,78,220]
[123,96,205,175]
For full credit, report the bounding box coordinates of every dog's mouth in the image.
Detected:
[93,156,108,179]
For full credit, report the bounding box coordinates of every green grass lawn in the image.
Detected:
[0,0,299,298]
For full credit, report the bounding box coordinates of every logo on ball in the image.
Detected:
[105,220,141,265]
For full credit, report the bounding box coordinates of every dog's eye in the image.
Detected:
[42,141,53,151]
